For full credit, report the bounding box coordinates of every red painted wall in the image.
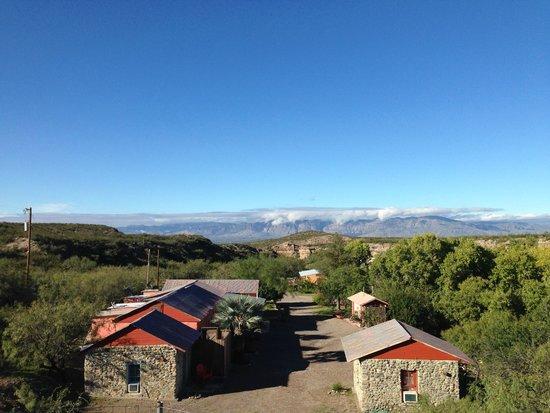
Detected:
[371,340,460,361]
[117,303,200,330]
[88,316,118,341]
[107,328,168,347]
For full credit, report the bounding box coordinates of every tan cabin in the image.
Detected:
[348,292,388,325]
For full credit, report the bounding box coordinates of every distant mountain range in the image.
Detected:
[119,216,550,243]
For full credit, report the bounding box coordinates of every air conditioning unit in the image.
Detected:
[127,383,140,393]
[402,390,418,403]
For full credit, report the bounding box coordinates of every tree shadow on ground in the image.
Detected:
[304,350,346,363]
[204,299,328,396]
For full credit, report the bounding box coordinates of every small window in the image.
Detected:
[127,363,141,393]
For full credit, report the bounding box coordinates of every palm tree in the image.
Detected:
[213,295,263,336]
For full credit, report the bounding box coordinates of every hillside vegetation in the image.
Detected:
[0,222,257,266]
[252,230,550,255]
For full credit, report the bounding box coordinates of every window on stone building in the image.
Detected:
[127,363,141,393]
[401,370,418,403]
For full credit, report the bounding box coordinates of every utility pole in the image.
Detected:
[145,248,151,287]
[156,246,160,288]
[24,207,32,285]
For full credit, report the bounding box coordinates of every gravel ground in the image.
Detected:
[87,294,361,413]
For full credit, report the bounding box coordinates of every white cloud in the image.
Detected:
[0,206,548,227]
[34,203,72,214]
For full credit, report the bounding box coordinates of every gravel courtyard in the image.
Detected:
[87,294,361,413]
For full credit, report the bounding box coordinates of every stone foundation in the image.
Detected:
[84,345,186,400]
[354,358,459,412]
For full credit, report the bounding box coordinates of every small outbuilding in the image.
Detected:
[347,292,388,325]
[298,269,323,284]
[83,310,201,400]
[341,319,472,412]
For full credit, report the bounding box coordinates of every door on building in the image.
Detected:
[400,370,418,391]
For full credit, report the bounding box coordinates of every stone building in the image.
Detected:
[83,310,200,399]
[341,319,472,412]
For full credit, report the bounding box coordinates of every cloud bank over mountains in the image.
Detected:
[0,206,547,227]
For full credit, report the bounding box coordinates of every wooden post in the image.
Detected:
[146,248,151,287]
[156,246,160,288]
[25,207,32,285]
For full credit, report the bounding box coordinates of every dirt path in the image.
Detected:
[168,294,361,413]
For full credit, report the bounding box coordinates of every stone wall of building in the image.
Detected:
[355,358,459,412]
[84,345,186,400]
[353,359,364,407]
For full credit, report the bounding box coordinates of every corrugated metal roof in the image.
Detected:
[298,269,321,277]
[347,291,388,306]
[163,279,260,296]
[163,279,195,291]
[114,281,222,322]
[341,319,410,362]
[83,310,201,352]
[340,319,472,364]
[162,283,222,320]
[400,321,473,364]
[133,310,201,351]
[97,302,147,317]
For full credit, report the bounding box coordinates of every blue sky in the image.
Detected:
[1,1,549,219]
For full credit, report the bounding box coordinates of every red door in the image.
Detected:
[400,370,418,391]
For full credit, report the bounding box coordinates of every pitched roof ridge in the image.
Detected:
[397,320,473,364]
[84,309,201,353]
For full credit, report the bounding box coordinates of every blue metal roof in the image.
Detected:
[83,310,201,352]
[133,310,201,351]
[161,283,222,320]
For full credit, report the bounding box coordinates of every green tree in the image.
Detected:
[370,234,453,287]
[216,255,299,301]
[2,299,95,374]
[0,259,36,306]
[164,259,215,280]
[213,295,263,336]
[436,277,489,324]
[439,240,493,290]
[343,239,372,267]
[60,256,97,272]
[318,265,357,309]
[491,245,541,291]
[375,278,442,334]
[443,305,550,412]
